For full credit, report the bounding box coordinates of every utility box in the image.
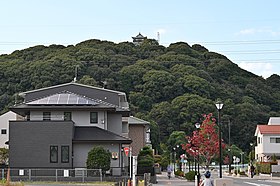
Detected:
[214,178,233,186]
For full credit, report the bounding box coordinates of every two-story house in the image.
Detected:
[8,82,132,175]
[255,117,280,162]
[0,111,17,149]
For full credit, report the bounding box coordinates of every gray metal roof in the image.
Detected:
[128,116,150,125]
[26,91,99,105]
[73,126,131,143]
[17,82,129,110]
[19,82,126,96]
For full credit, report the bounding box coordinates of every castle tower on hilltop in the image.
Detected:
[132,32,147,45]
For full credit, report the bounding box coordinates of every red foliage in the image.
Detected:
[223,155,229,165]
[182,113,226,167]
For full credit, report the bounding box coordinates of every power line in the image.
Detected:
[196,40,280,45]
[220,51,280,55]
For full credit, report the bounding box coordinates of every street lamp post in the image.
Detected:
[228,149,231,174]
[215,101,224,178]
[240,152,244,170]
[189,140,195,172]
[173,145,180,174]
[173,147,176,174]
[195,122,201,186]
[250,143,253,164]
[233,156,236,174]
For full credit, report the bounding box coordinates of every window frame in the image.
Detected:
[64,112,72,121]
[50,146,58,163]
[1,129,6,135]
[270,137,280,143]
[43,112,51,121]
[90,112,98,124]
[61,146,69,163]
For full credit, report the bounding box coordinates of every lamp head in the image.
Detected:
[195,122,201,129]
[215,101,224,110]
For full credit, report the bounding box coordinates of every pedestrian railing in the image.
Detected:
[1,168,102,182]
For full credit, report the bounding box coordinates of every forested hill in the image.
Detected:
[1,38,280,151]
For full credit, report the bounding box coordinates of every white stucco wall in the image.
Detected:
[263,134,280,154]
[256,132,280,161]
[0,111,17,148]
[268,117,280,125]
[256,133,264,154]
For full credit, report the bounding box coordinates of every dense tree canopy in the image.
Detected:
[0,39,280,154]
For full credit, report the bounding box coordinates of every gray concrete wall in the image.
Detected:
[107,114,122,135]
[9,121,73,168]
[30,110,107,129]
[73,142,121,168]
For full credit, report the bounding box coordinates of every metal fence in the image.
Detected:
[1,168,102,182]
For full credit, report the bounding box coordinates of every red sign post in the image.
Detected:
[124,147,129,156]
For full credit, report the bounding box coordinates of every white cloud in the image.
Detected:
[237,28,256,35]
[238,62,273,78]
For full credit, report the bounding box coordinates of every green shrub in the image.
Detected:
[239,171,246,175]
[185,171,195,180]
[175,170,184,177]
[0,179,6,184]
[137,146,155,175]
[137,146,154,167]
[256,162,278,174]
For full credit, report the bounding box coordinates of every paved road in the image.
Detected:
[156,172,280,186]
[225,175,280,186]
[156,172,194,186]
[25,184,113,186]
[21,172,280,186]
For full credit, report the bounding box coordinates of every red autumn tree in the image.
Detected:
[223,155,229,165]
[182,113,226,168]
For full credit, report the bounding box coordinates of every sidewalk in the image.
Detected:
[253,173,280,182]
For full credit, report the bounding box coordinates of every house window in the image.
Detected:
[43,112,51,121]
[258,137,261,144]
[1,129,6,135]
[122,122,128,133]
[270,137,280,143]
[90,112,98,123]
[64,112,72,121]
[50,146,58,163]
[61,146,69,163]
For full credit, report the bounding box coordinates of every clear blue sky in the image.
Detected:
[1,0,280,78]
